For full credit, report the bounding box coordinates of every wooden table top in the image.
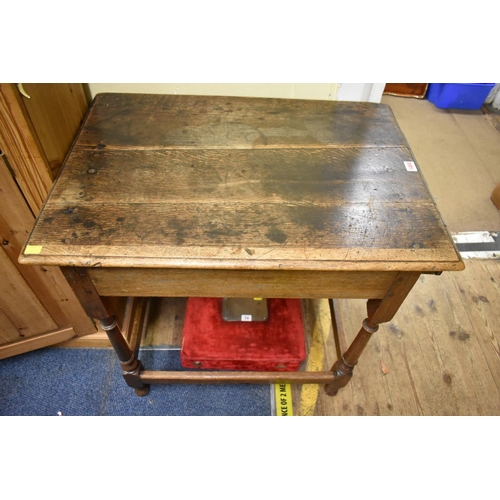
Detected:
[21,93,464,273]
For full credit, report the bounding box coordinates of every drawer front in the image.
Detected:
[88,268,398,299]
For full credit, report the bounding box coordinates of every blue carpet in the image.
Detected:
[0,348,273,416]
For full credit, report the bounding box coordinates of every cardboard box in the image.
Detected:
[491,182,500,210]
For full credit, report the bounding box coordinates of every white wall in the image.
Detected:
[337,83,385,103]
[87,83,385,103]
[87,83,339,101]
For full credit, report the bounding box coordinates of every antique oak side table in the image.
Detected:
[20,93,464,397]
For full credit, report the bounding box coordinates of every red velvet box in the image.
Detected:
[180,298,306,371]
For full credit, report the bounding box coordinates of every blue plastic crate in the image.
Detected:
[427,83,495,110]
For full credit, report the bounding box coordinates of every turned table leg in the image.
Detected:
[100,315,150,397]
[61,267,150,397]
[325,272,420,396]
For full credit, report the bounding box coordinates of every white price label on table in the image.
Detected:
[404,161,418,171]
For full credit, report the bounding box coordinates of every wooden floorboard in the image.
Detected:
[305,260,500,416]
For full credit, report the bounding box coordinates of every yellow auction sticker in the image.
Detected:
[275,383,293,416]
[25,245,43,255]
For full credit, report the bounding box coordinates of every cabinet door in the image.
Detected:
[17,83,89,179]
[0,86,97,359]
[0,156,97,358]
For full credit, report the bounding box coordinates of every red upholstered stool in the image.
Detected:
[180,298,306,371]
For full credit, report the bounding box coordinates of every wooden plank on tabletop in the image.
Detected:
[51,147,431,205]
[23,199,461,271]
[77,93,409,150]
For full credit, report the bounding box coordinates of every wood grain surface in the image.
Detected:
[0,327,76,359]
[310,260,500,416]
[20,93,463,273]
[78,93,408,149]
[0,156,95,336]
[19,83,89,178]
[86,268,398,299]
[0,84,53,215]
[0,244,57,339]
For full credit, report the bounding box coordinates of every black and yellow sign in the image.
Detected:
[275,383,293,416]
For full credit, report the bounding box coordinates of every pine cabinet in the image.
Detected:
[0,83,97,358]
